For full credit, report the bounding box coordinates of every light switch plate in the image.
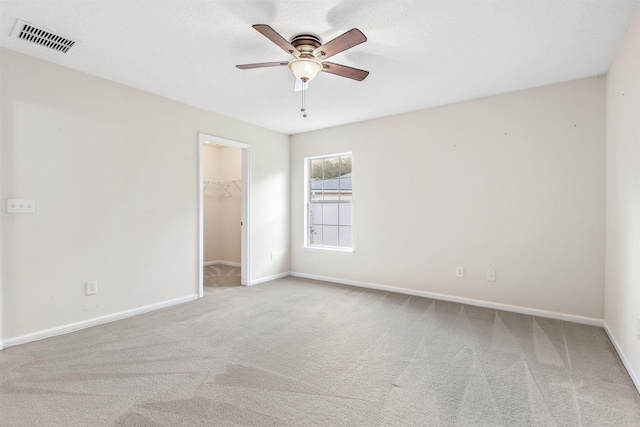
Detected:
[86,281,97,295]
[7,199,36,214]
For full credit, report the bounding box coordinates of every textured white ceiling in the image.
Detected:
[1,1,638,135]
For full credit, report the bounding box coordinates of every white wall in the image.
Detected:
[291,77,605,319]
[203,145,222,262]
[218,147,242,264]
[605,7,640,387]
[0,49,3,348]
[0,48,290,343]
[203,145,241,264]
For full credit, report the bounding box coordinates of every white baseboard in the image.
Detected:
[204,260,241,267]
[250,272,291,286]
[289,272,604,327]
[603,322,640,394]
[1,293,199,349]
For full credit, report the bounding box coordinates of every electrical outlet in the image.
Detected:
[637,319,640,341]
[456,267,464,278]
[270,252,275,262]
[487,270,496,282]
[86,281,97,295]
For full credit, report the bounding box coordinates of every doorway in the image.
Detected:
[198,133,250,297]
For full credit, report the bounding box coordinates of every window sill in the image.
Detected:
[301,246,354,255]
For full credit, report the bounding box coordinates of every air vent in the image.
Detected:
[10,19,76,53]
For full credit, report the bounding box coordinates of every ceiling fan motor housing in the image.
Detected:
[290,33,323,57]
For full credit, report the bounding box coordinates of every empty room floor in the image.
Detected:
[1,276,639,426]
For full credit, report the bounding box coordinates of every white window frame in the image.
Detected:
[303,152,354,254]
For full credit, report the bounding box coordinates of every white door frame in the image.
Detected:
[198,133,251,297]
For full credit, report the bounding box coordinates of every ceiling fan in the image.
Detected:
[236,24,369,83]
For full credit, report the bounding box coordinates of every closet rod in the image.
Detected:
[203,180,242,193]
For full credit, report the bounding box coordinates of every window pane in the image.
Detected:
[324,191,339,201]
[339,169,352,201]
[323,226,339,246]
[310,203,322,225]
[339,192,352,201]
[323,203,339,225]
[339,203,352,226]
[310,159,324,179]
[339,156,352,176]
[339,226,352,247]
[309,225,321,245]
[310,180,323,201]
[323,157,340,179]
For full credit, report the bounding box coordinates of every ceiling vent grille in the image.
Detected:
[10,19,76,53]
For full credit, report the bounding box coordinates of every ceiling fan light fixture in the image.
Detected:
[288,58,323,82]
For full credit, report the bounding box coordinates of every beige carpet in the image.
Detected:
[1,275,639,426]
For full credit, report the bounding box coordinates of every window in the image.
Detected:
[305,153,353,250]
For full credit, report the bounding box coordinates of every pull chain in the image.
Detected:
[300,80,308,118]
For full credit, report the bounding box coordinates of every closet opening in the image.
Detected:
[198,133,250,297]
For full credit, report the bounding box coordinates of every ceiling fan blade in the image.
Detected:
[321,62,369,81]
[252,24,300,57]
[236,61,289,69]
[313,28,366,60]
